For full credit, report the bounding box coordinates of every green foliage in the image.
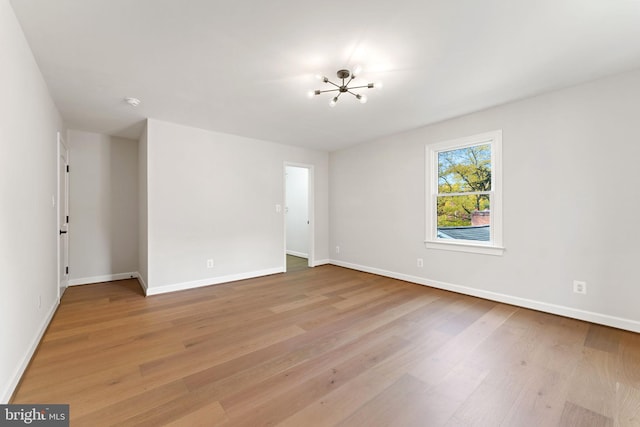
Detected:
[437,144,491,227]
[437,195,490,226]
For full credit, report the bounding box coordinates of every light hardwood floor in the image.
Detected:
[286,254,309,273]
[11,265,640,426]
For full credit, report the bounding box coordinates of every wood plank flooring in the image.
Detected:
[11,265,640,426]
[286,254,309,272]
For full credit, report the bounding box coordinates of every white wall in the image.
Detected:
[286,166,309,258]
[145,119,329,294]
[330,68,640,332]
[0,0,63,402]
[138,122,148,290]
[66,130,138,285]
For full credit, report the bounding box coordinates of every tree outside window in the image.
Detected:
[426,130,503,254]
[437,144,491,237]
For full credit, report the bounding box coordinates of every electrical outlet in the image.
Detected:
[207,259,214,268]
[335,246,340,254]
[573,280,587,294]
[417,258,424,268]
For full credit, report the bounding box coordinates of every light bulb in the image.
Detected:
[125,97,141,107]
[352,65,362,77]
[307,90,315,99]
[329,97,338,107]
[358,94,368,104]
[373,81,383,89]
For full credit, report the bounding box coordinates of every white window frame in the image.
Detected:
[425,130,504,256]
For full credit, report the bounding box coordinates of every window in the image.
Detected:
[425,130,503,255]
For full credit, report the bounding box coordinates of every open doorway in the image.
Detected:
[284,163,314,272]
[57,132,69,300]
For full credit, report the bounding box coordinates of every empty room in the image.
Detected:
[2,0,640,425]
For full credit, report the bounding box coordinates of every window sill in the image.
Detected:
[425,240,505,256]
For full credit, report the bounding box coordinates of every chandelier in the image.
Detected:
[309,67,381,107]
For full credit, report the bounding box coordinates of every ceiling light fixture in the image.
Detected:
[309,68,381,107]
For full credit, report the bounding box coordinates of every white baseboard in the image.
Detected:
[330,259,640,334]
[145,267,284,296]
[68,272,137,286]
[1,299,58,403]
[286,250,308,258]
[312,259,331,267]
[135,272,148,294]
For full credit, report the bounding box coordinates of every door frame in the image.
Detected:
[283,162,315,270]
[57,131,69,300]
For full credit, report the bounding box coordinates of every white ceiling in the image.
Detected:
[10,0,640,151]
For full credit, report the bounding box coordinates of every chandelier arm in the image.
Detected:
[328,91,343,106]
[347,84,374,90]
[346,90,360,98]
[315,88,340,94]
[325,80,341,89]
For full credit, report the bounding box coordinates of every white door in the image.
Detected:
[58,133,69,297]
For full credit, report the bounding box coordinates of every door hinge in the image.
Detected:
[66,165,69,173]
[65,266,69,275]
[66,215,69,223]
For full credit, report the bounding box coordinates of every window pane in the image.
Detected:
[437,194,490,242]
[438,144,491,194]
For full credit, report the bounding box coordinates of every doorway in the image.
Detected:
[58,132,69,299]
[284,163,314,272]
